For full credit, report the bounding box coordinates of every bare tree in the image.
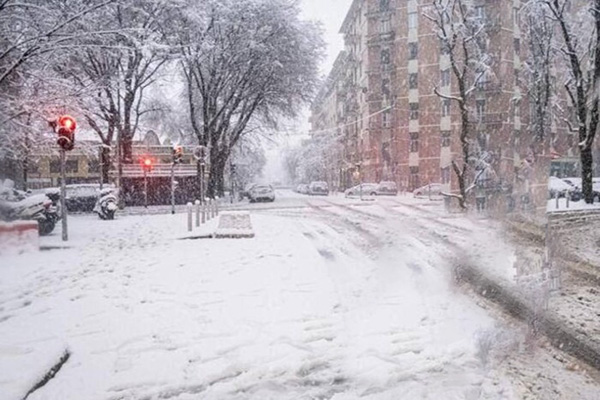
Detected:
[53,0,173,185]
[178,0,324,197]
[424,0,491,209]
[542,0,600,203]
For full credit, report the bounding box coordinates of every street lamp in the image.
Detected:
[141,157,153,208]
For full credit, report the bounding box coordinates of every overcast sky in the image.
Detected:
[300,0,353,74]
[264,0,353,183]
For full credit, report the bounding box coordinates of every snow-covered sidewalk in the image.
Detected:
[1,200,598,399]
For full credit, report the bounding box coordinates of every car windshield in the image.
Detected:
[2,1,600,399]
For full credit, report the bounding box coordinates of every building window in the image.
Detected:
[409,102,419,120]
[441,131,451,147]
[66,160,79,173]
[381,48,390,65]
[567,134,575,148]
[514,69,520,86]
[380,0,390,11]
[409,73,418,89]
[442,99,451,117]
[441,69,450,86]
[408,42,418,60]
[514,100,521,118]
[514,38,521,54]
[381,17,391,33]
[410,166,420,189]
[410,132,419,152]
[513,7,519,26]
[408,12,418,29]
[474,5,485,21]
[383,109,392,128]
[476,99,486,121]
[382,78,390,96]
[441,166,451,184]
[476,71,488,89]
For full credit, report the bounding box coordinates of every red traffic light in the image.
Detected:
[58,115,76,131]
[56,115,76,151]
[141,157,153,172]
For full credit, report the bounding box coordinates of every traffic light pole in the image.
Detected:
[144,168,148,209]
[170,162,176,214]
[60,149,68,241]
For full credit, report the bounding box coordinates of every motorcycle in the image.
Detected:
[93,188,118,220]
[0,191,60,236]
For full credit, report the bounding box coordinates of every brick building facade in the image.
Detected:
[310,0,584,208]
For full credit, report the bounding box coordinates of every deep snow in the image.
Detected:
[0,191,598,399]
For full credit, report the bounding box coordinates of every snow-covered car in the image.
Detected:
[240,183,258,200]
[248,184,275,202]
[559,177,599,201]
[549,177,580,200]
[345,183,378,197]
[60,184,104,212]
[375,181,398,196]
[295,184,309,194]
[413,183,443,198]
[308,181,329,196]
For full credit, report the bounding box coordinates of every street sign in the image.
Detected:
[193,145,208,162]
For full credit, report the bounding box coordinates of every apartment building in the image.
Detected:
[311,0,580,206]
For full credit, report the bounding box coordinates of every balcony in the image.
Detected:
[367,31,396,46]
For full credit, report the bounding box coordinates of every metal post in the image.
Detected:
[195,199,200,227]
[199,163,205,205]
[215,196,219,216]
[187,202,193,232]
[555,191,559,209]
[201,203,206,224]
[566,191,570,208]
[170,163,176,214]
[60,149,68,242]
[144,168,148,209]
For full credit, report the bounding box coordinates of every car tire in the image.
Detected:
[370,192,377,196]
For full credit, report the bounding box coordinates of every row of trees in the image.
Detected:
[0,0,324,197]
[426,0,600,206]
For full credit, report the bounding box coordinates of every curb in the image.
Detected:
[456,263,600,371]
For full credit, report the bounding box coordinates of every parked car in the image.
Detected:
[240,183,258,200]
[375,181,398,196]
[62,184,107,212]
[248,184,275,202]
[345,183,378,197]
[295,184,308,194]
[308,181,329,196]
[413,183,443,198]
[559,176,598,201]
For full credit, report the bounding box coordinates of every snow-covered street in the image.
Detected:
[1,191,599,400]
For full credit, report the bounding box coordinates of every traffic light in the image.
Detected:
[141,157,153,172]
[57,115,76,151]
[172,146,183,164]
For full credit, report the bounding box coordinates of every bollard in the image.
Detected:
[187,202,193,232]
[195,199,200,227]
[210,199,215,219]
[566,191,570,208]
[215,196,219,216]
[201,203,206,224]
[555,191,559,209]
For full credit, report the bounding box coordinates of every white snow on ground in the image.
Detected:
[0,192,598,399]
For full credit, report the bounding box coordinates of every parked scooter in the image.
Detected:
[93,188,118,220]
[0,192,60,235]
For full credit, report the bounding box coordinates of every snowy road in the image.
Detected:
[1,191,598,399]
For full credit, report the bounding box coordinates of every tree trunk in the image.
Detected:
[101,146,111,184]
[121,134,133,164]
[581,146,594,203]
[207,152,228,198]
